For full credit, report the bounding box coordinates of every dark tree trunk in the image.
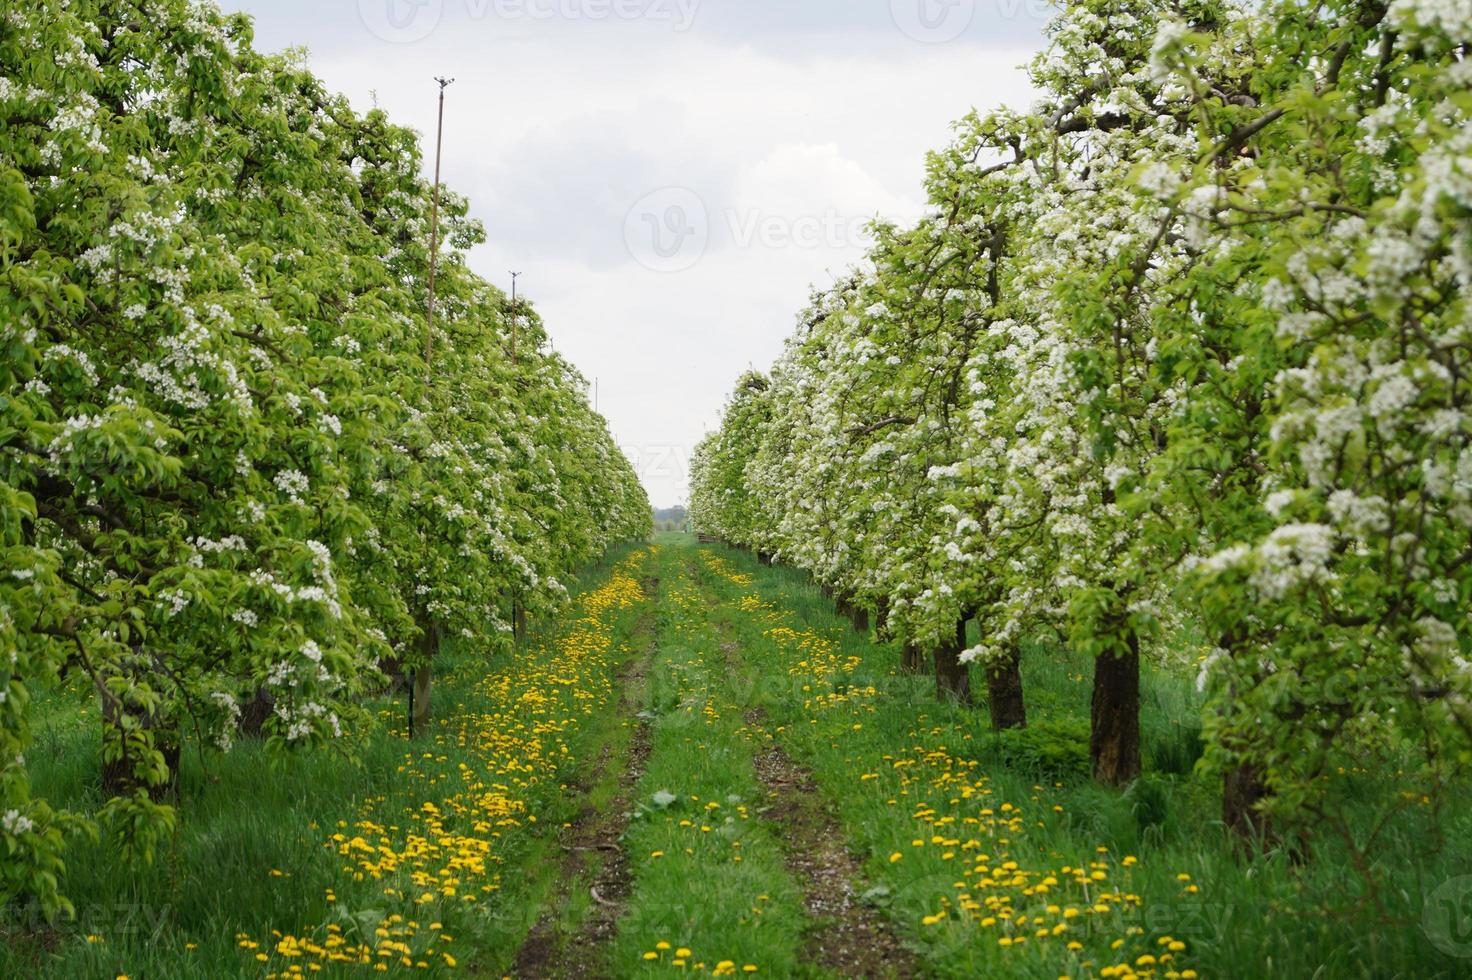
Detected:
[984,645,1027,731]
[1223,762,1271,840]
[512,600,528,640]
[409,619,439,737]
[833,590,867,632]
[758,550,773,566]
[101,740,180,801]
[875,595,892,640]
[901,643,927,675]
[410,665,433,735]
[934,619,973,704]
[238,687,275,738]
[98,682,179,801]
[1090,631,1141,785]
[381,657,407,693]
[1215,626,1272,842]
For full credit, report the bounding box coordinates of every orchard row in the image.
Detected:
[1,0,650,917]
[690,0,1470,836]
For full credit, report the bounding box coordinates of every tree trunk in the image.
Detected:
[849,603,869,634]
[98,681,179,801]
[513,600,528,640]
[934,619,972,704]
[1090,631,1141,785]
[835,590,854,622]
[984,645,1027,731]
[875,595,892,640]
[1215,626,1272,842]
[238,687,275,739]
[410,665,433,736]
[1223,762,1271,840]
[409,619,438,737]
[901,643,927,675]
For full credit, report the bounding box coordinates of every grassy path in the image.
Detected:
[744,707,920,979]
[485,535,1197,980]
[541,540,914,980]
[694,541,1202,980]
[511,572,659,978]
[603,549,807,977]
[17,533,1460,978]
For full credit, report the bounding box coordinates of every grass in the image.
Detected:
[611,551,808,977]
[2,544,653,978]
[694,536,1472,980]
[6,531,1470,978]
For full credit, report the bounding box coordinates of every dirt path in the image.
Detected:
[744,706,921,980]
[695,549,918,977]
[510,578,659,979]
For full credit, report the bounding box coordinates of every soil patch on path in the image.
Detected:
[511,578,659,979]
[745,705,921,980]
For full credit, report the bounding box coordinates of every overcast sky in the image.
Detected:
[220,0,1047,507]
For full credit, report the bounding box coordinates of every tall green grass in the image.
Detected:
[1,544,648,979]
[7,534,1468,978]
[698,536,1472,979]
[612,547,809,976]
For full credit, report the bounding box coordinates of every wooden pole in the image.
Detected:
[423,76,453,373]
[412,75,453,738]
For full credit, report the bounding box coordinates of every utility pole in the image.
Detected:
[423,75,454,374]
[507,265,526,641]
[412,75,452,740]
[507,271,523,354]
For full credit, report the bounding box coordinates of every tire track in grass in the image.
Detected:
[743,703,920,980]
[703,551,919,979]
[705,544,1205,980]
[240,550,651,978]
[512,576,660,979]
[704,552,918,978]
[612,550,807,978]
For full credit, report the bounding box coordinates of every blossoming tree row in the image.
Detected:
[1,0,650,917]
[691,0,1469,836]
